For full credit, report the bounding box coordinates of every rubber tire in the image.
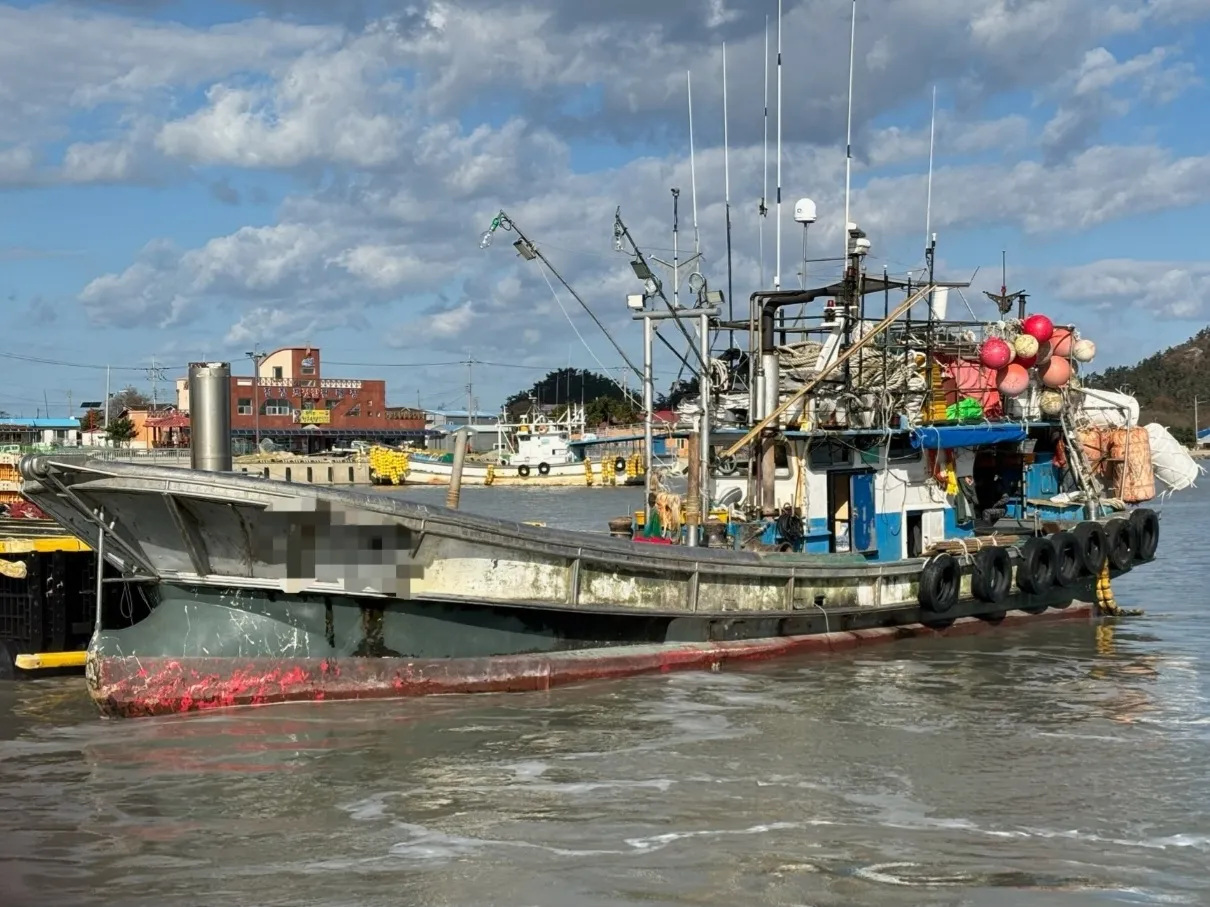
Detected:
[1105,518,1135,572]
[538,462,551,476]
[971,547,1011,604]
[614,457,626,472]
[1129,508,1159,562]
[1050,531,1081,587]
[1016,536,1056,595]
[1073,521,1108,576]
[918,553,960,614]
[0,639,17,682]
[1022,605,1049,615]
[518,464,530,478]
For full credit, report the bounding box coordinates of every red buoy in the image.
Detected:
[979,337,1012,370]
[1023,313,1054,343]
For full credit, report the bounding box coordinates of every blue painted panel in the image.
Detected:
[851,472,877,552]
[874,513,903,561]
[804,517,831,555]
[652,438,667,456]
[911,424,1027,449]
[943,507,975,539]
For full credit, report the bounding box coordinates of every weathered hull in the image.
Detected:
[14,456,1131,718]
[86,603,1093,717]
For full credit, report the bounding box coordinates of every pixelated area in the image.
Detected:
[249,495,422,595]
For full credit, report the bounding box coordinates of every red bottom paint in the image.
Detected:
[90,604,1094,718]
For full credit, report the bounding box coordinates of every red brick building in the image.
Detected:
[175,346,427,452]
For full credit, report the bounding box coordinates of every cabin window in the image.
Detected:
[885,434,921,463]
[237,398,253,416]
[808,440,850,470]
[272,366,283,379]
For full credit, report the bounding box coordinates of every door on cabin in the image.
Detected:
[828,470,877,554]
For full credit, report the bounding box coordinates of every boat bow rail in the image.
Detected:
[19,455,925,615]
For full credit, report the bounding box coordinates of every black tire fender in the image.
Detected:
[1016,536,1056,595]
[1105,518,1135,572]
[918,553,960,614]
[614,456,627,472]
[538,462,551,476]
[1072,521,1108,575]
[518,464,531,478]
[1129,508,1159,562]
[1050,531,1081,587]
[971,546,1011,604]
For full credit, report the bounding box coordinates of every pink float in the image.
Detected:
[1039,356,1071,388]
[996,363,1030,396]
[979,338,1012,370]
[1023,313,1054,343]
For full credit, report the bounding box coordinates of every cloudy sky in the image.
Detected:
[2,0,1209,417]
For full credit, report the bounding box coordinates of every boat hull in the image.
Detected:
[82,575,1098,717]
[87,604,1092,717]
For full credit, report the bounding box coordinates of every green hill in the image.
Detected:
[1084,327,1210,444]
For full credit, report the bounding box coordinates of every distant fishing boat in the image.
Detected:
[369,405,648,487]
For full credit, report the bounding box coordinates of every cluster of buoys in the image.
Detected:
[977,312,1096,400]
[368,446,410,485]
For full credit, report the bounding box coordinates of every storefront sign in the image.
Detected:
[299,410,331,424]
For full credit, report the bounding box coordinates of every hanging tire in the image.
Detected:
[1050,531,1081,587]
[971,547,1011,604]
[518,464,530,478]
[538,462,551,476]
[1016,536,1056,595]
[614,456,626,472]
[1105,518,1135,572]
[1129,508,1159,562]
[918,553,959,614]
[1072,521,1108,576]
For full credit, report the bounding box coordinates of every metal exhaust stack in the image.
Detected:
[188,362,232,472]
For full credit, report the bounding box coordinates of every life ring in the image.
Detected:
[1072,521,1107,575]
[537,424,548,433]
[518,464,530,478]
[1105,518,1135,572]
[971,547,1011,604]
[1049,531,1081,587]
[614,456,627,472]
[918,553,959,614]
[538,462,551,476]
[1016,536,1056,595]
[1129,508,1159,562]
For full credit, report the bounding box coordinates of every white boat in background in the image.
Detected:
[375,405,645,487]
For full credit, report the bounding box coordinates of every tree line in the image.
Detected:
[503,368,697,426]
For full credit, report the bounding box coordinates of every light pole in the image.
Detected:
[244,346,263,449]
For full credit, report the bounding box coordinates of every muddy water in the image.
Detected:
[0,483,1207,906]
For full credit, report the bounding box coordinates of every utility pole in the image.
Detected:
[66,390,72,418]
[245,345,264,448]
[104,365,111,430]
[146,356,167,408]
[1195,396,1200,448]
[464,357,475,427]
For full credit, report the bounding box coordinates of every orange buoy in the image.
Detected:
[996,363,1030,397]
[1039,355,1071,388]
[1051,327,1074,357]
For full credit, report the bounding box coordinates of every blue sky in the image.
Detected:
[2,0,1210,419]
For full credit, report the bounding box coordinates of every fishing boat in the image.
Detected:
[371,405,645,488]
[15,211,1200,717]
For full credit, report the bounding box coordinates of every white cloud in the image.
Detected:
[1049,259,1210,320]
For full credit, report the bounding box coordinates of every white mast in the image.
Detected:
[760,16,769,288]
[723,41,734,342]
[842,0,857,259]
[688,70,700,255]
[774,0,782,291]
[925,83,936,246]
